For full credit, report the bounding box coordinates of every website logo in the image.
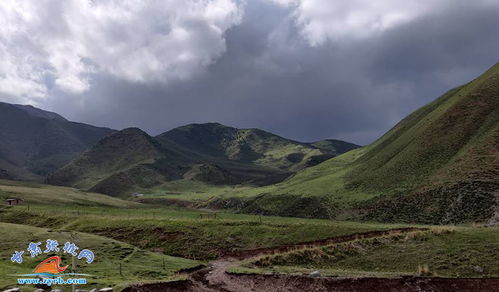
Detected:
[10,239,94,286]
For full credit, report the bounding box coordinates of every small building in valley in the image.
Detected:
[5,198,23,206]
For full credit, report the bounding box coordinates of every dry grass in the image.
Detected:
[251,230,438,267]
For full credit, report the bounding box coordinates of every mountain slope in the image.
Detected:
[0,102,114,180]
[46,128,194,196]
[216,63,499,224]
[354,63,499,223]
[49,123,359,196]
[346,65,498,193]
[157,123,358,172]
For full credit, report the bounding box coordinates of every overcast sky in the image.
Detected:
[1,0,498,145]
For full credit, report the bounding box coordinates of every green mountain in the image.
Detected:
[217,63,499,224]
[46,128,193,195]
[157,123,358,172]
[0,102,114,180]
[48,123,358,196]
[351,63,499,224]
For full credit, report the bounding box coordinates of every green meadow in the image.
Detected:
[0,180,409,290]
[1,203,409,260]
[0,222,199,292]
[234,226,499,278]
[1,179,498,291]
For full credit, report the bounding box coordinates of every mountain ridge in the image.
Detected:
[47,122,359,196]
[0,102,115,180]
[157,122,359,171]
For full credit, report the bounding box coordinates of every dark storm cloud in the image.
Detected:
[4,0,499,145]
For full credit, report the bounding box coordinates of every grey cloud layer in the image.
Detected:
[2,0,499,145]
[0,0,242,98]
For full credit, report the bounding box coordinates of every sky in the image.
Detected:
[0,0,498,145]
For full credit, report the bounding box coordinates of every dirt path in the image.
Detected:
[121,227,499,291]
[124,227,444,291]
[189,227,429,292]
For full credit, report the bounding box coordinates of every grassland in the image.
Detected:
[0,203,410,260]
[0,222,200,292]
[0,179,141,207]
[1,179,498,291]
[233,226,499,278]
[0,180,414,264]
[132,148,374,219]
[0,181,419,269]
[137,179,242,201]
[130,147,367,201]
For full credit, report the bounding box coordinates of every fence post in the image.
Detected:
[70,232,78,292]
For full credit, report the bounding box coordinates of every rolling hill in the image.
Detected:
[211,63,499,224]
[0,102,114,180]
[48,123,358,196]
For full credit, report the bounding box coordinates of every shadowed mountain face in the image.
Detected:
[46,128,192,196]
[0,102,114,180]
[47,123,359,196]
[156,123,359,172]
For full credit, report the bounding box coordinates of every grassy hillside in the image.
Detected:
[353,63,499,223]
[49,123,358,196]
[157,123,358,172]
[0,179,140,207]
[0,207,405,261]
[239,226,499,278]
[0,178,403,262]
[199,63,499,224]
[0,222,200,291]
[346,63,498,193]
[0,102,114,180]
[46,128,195,196]
[0,178,407,261]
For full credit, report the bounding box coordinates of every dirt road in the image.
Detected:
[123,227,499,292]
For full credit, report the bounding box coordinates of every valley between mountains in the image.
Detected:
[23,63,499,225]
[0,63,497,291]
